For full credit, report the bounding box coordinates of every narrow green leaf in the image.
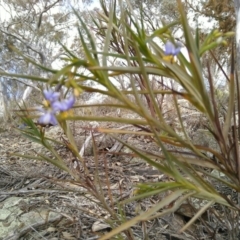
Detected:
[99,190,187,240]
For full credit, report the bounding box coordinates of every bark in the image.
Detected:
[235,0,240,69]
[18,86,33,108]
[0,80,9,121]
[0,81,4,118]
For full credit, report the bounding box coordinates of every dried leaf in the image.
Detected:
[62,231,75,240]
[92,221,111,232]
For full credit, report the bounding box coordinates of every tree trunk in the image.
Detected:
[235,0,240,69]
[18,86,33,107]
[0,80,9,121]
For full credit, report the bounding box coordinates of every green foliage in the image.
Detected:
[1,0,239,238]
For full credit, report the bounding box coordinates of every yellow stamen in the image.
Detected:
[59,109,74,120]
[163,55,176,63]
[43,100,50,107]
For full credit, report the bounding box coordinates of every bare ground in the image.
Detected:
[0,121,235,240]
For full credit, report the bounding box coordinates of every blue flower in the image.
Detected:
[164,41,181,56]
[43,89,60,103]
[38,90,75,126]
[52,96,75,112]
[38,109,58,126]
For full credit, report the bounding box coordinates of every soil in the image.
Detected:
[0,121,236,240]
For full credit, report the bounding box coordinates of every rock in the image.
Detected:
[0,196,62,239]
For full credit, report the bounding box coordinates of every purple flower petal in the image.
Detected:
[165,41,175,55]
[174,47,181,55]
[43,89,60,103]
[38,111,58,125]
[49,115,58,126]
[165,41,181,56]
[52,96,75,112]
[64,96,75,109]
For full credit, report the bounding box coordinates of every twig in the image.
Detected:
[0,189,70,196]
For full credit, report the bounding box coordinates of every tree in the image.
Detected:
[0,0,93,121]
[0,0,236,121]
[234,0,240,72]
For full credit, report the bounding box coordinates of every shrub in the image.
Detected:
[1,0,238,239]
